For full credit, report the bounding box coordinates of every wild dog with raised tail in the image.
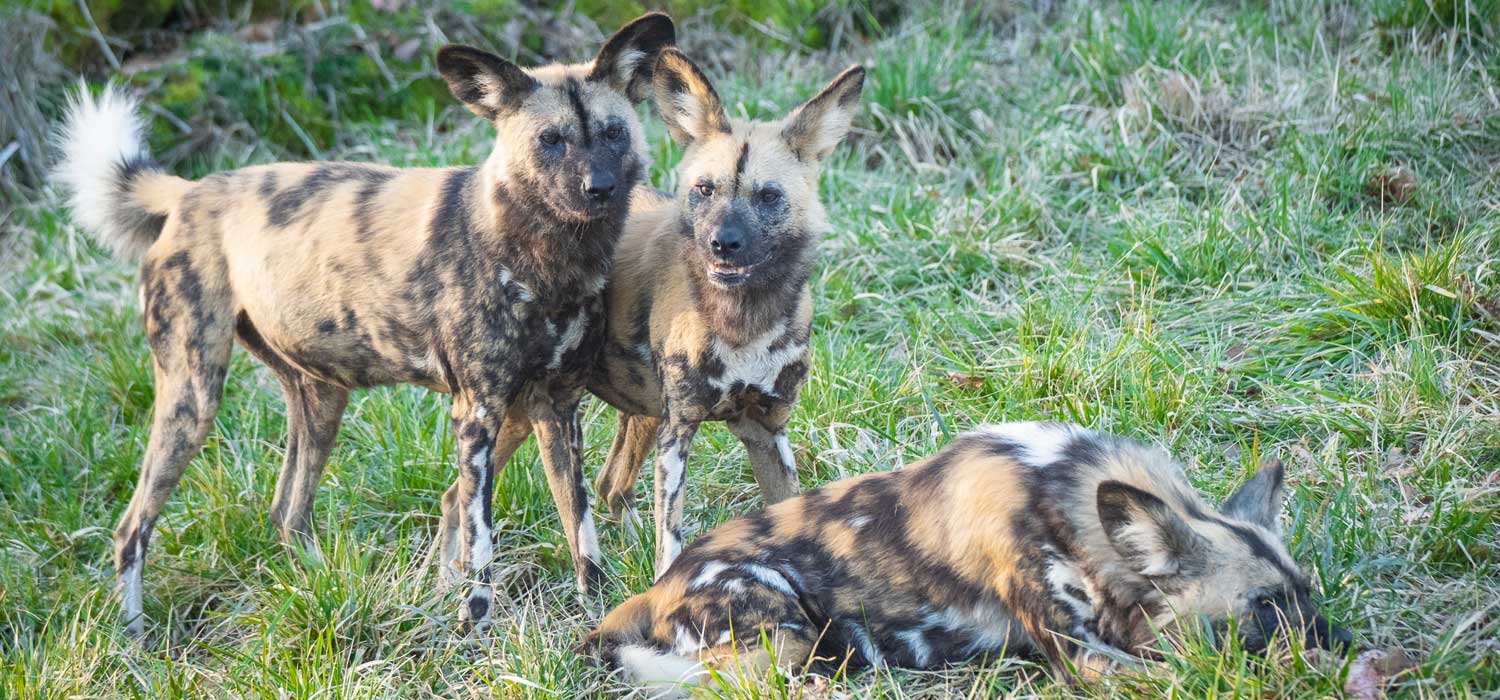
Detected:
[438,49,864,577]
[53,14,675,637]
[583,422,1352,696]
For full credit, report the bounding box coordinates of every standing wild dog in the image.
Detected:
[583,422,1352,696]
[53,14,675,636]
[437,49,865,578]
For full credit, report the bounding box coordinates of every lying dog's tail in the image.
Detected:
[580,591,702,698]
[54,83,191,260]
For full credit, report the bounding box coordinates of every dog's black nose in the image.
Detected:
[710,226,743,258]
[584,171,616,202]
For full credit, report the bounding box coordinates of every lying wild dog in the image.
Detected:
[437,49,865,577]
[583,422,1352,695]
[54,14,675,636]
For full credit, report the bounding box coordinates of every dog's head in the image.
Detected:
[1096,459,1352,654]
[650,48,863,291]
[437,13,674,222]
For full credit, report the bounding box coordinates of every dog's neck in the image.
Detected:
[473,165,625,305]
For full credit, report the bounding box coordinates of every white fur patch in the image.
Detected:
[672,624,702,655]
[54,83,154,259]
[577,513,601,562]
[468,494,493,573]
[774,433,797,475]
[897,628,932,667]
[612,48,647,87]
[707,321,807,396]
[671,91,712,140]
[744,563,796,597]
[847,623,884,666]
[655,448,688,575]
[848,515,872,532]
[475,73,507,112]
[690,560,730,590]
[980,421,1088,468]
[547,311,588,370]
[616,645,704,700]
[1045,557,1097,622]
[926,601,1027,656]
[498,267,534,303]
[118,555,143,633]
[657,535,684,578]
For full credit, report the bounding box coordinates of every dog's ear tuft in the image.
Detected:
[1097,481,1207,578]
[588,12,677,103]
[782,65,864,163]
[437,45,539,120]
[652,48,730,147]
[1221,458,1286,534]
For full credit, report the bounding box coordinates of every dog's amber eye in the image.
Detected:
[695,182,715,197]
[604,124,626,141]
[539,129,562,147]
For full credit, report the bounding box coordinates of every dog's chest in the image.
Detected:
[511,289,606,374]
[666,320,809,418]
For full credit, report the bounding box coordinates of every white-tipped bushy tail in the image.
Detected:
[53,82,180,260]
[615,645,705,699]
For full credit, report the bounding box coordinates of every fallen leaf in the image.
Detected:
[1366,167,1418,205]
[946,372,985,391]
[1345,648,1417,700]
[1226,343,1250,362]
[237,19,279,43]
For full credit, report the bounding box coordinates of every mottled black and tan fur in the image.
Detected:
[53,14,676,637]
[437,49,865,578]
[583,422,1351,696]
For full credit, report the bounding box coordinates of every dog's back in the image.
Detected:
[587,422,1345,694]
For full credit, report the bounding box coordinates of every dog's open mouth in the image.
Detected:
[708,262,757,286]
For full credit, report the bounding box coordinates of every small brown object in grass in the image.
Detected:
[1366,167,1418,205]
[946,371,985,391]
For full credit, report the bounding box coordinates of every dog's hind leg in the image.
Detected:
[438,405,531,585]
[267,373,348,551]
[114,248,234,638]
[594,412,659,528]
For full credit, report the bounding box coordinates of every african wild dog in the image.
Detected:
[53,14,675,637]
[436,49,865,578]
[582,422,1352,696]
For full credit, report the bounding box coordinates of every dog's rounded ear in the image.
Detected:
[1097,480,1207,578]
[438,45,540,121]
[1221,458,1286,534]
[588,12,677,103]
[782,64,864,163]
[652,48,730,147]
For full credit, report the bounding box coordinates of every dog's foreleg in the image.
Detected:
[726,415,800,505]
[438,407,532,586]
[651,414,700,577]
[527,389,604,594]
[450,397,504,634]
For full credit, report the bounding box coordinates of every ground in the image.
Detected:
[1,1,1497,698]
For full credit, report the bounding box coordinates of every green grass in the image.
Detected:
[3,0,1499,697]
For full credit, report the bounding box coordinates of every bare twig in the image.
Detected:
[74,0,121,71]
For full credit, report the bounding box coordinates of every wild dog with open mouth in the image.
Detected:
[582,422,1352,696]
[54,14,675,637]
[437,49,865,578]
